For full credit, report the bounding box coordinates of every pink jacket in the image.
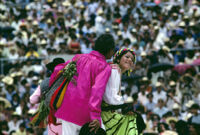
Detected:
[50,51,111,126]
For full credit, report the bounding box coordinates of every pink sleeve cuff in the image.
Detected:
[30,86,41,104]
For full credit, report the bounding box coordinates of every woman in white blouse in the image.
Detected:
[101,48,145,135]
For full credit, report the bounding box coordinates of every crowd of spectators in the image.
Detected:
[0,0,200,134]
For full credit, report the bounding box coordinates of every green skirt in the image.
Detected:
[101,102,138,135]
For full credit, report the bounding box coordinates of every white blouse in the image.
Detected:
[103,65,124,105]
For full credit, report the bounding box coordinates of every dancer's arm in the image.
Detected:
[89,65,111,124]
[30,85,41,104]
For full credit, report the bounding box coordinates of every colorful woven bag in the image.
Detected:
[30,60,78,126]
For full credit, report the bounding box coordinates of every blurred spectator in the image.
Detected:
[171,103,183,120]
[15,122,27,135]
[11,93,20,110]
[138,84,149,106]
[157,122,169,134]
[188,103,200,124]
[145,93,156,112]
[166,117,178,131]
[67,34,81,54]
[25,46,39,59]
[153,98,169,118]
[153,82,167,104]
[8,112,22,133]
[166,89,181,111]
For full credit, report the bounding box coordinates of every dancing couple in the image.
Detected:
[31,33,145,135]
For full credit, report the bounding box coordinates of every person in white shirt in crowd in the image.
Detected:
[105,0,116,7]
[7,48,19,64]
[166,88,181,111]
[80,37,92,54]
[87,0,99,16]
[153,98,169,118]
[21,60,34,77]
[185,32,195,49]
[171,103,183,120]
[37,39,48,57]
[82,21,95,34]
[15,99,28,116]
[32,60,44,75]
[95,9,106,35]
[188,103,200,124]
[8,112,23,134]
[129,28,138,44]
[158,46,174,64]
[153,82,167,104]
[145,93,156,112]
[138,84,149,106]
[119,1,130,17]
[122,25,131,39]
[169,80,182,100]
[184,50,196,64]
[188,0,200,17]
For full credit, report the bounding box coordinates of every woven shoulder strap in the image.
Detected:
[40,78,50,96]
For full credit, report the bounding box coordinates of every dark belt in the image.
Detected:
[101,102,133,114]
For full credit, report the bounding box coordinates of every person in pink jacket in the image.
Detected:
[30,58,65,135]
[30,86,62,135]
[50,34,115,135]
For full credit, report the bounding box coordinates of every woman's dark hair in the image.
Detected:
[94,34,115,56]
[157,122,169,133]
[113,49,136,64]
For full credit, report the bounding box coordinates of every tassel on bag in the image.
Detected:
[30,99,49,127]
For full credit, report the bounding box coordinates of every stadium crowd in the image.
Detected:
[0,0,200,134]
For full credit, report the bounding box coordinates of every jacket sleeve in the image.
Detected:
[29,85,41,104]
[89,65,111,124]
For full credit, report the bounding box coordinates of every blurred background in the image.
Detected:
[0,0,200,135]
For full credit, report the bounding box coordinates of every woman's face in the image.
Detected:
[118,52,135,73]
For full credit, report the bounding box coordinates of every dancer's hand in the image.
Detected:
[127,111,134,115]
[89,119,100,133]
